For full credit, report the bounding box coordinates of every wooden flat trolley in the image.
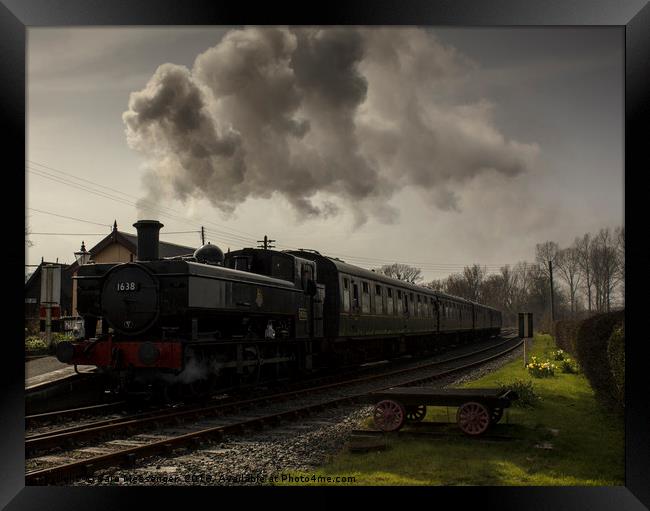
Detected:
[368,387,518,436]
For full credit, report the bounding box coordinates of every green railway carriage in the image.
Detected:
[287,250,502,354]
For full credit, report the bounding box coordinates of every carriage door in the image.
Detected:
[301,262,322,338]
[434,298,440,333]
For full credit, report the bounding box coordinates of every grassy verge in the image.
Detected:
[276,334,624,486]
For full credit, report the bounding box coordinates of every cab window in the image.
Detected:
[301,263,313,290]
[233,256,250,272]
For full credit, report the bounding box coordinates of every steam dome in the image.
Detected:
[193,242,224,265]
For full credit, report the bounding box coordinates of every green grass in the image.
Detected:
[275,333,624,486]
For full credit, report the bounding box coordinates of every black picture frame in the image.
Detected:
[5,0,648,508]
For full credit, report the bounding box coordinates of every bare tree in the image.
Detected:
[555,246,582,315]
[499,265,518,312]
[535,241,559,277]
[480,273,504,310]
[512,262,536,313]
[423,279,445,292]
[462,264,486,302]
[575,233,595,312]
[445,273,470,299]
[374,263,423,284]
[616,226,625,305]
[592,228,619,312]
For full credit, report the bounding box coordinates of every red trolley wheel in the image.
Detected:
[456,401,491,436]
[373,400,406,432]
[405,405,427,422]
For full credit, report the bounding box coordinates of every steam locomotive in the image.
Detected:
[57,220,502,397]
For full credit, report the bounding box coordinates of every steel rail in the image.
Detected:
[26,402,129,429]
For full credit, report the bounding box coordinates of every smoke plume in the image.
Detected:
[124,27,539,225]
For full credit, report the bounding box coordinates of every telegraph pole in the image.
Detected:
[549,259,555,321]
[257,235,276,250]
[201,226,205,245]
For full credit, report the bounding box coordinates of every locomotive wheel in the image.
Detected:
[490,407,503,424]
[457,402,491,436]
[373,400,406,432]
[405,405,427,423]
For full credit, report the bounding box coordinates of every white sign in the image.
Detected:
[40,265,62,305]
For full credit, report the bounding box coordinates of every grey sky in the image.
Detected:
[26,27,623,281]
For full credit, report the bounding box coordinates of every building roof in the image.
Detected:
[117,232,196,258]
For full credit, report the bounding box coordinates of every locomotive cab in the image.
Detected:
[224,248,317,293]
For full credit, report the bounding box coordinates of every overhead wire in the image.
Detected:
[27,160,513,275]
[28,160,261,243]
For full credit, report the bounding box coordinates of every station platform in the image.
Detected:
[25,356,95,391]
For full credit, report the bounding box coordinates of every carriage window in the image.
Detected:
[352,282,359,311]
[342,277,350,312]
[387,288,394,315]
[361,281,370,314]
[417,295,422,317]
[375,285,383,314]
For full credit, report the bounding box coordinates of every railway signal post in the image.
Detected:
[518,312,534,367]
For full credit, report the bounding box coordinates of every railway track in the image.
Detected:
[26,330,521,485]
[26,401,132,429]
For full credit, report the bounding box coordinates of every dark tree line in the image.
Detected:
[374,225,624,330]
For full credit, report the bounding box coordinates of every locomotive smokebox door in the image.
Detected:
[101,264,159,335]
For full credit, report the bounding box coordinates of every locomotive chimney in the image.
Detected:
[133,220,164,261]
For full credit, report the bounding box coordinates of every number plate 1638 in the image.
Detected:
[116,281,139,292]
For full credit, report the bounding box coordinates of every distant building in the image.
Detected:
[24,261,73,334]
[69,221,196,315]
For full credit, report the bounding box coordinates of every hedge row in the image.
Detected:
[607,322,625,405]
[553,319,582,357]
[574,310,625,414]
